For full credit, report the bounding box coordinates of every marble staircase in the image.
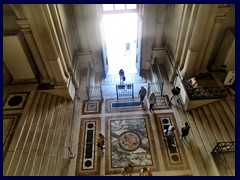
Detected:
[3,92,74,176]
[181,96,235,176]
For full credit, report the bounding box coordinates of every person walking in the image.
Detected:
[121,163,134,176]
[139,167,152,176]
[138,86,147,106]
[180,122,190,139]
[163,125,176,147]
[169,87,181,105]
[119,69,125,84]
[97,133,105,155]
[148,92,156,112]
[125,42,131,56]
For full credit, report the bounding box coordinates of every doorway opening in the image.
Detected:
[102,13,138,75]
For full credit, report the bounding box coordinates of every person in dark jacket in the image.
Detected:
[180,122,190,139]
[138,86,147,106]
[169,87,181,105]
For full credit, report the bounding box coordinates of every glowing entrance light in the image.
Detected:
[102,13,138,75]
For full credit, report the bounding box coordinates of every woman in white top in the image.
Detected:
[148,92,156,112]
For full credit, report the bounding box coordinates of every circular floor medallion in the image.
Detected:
[8,96,23,106]
[87,123,94,129]
[85,160,92,167]
[119,131,141,151]
[171,155,179,162]
[162,118,169,124]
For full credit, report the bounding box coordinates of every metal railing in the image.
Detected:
[182,76,230,100]
[116,83,134,99]
[151,58,164,95]
[212,141,235,176]
[148,82,163,96]
[86,86,103,100]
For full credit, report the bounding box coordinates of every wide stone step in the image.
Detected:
[24,94,53,175]
[202,106,223,142]
[196,108,217,148]
[226,95,235,116]
[208,104,231,142]
[214,101,235,141]
[16,93,48,176]
[38,97,63,176]
[187,109,220,175]
[191,109,212,152]
[30,95,57,175]
[4,92,42,176]
[46,99,68,176]
[185,111,208,175]
[220,100,235,128]
[54,100,74,175]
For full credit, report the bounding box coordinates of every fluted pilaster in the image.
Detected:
[21,4,68,85]
[181,5,212,76]
[16,19,49,83]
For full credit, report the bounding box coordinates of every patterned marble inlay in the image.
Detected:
[154,113,190,171]
[119,131,141,151]
[105,114,159,175]
[76,118,101,176]
[154,95,171,110]
[82,100,102,115]
[3,92,29,110]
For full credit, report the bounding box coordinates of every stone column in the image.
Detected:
[174,4,192,69]
[16,19,49,83]
[181,5,212,76]
[200,19,222,72]
[201,5,231,72]
[153,4,167,48]
[22,4,67,86]
[71,4,91,52]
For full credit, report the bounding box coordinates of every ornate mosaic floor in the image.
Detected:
[154,95,171,110]
[82,100,102,115]
[105,114,159,175]
[154,113,190,171]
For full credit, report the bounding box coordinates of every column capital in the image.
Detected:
[16,19,30,29]
[20,28,32,35]
[216,5,231,19]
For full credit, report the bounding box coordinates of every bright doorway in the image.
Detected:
[102,13,138,75]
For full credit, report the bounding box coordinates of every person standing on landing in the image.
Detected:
[119,69,125,84]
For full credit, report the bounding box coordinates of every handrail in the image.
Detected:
[212,141,235,153]
[86,86,103,100]
[116,83,134,99]
[151,58,164,95]
[182,76,230,100]
[212,141,235,176]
